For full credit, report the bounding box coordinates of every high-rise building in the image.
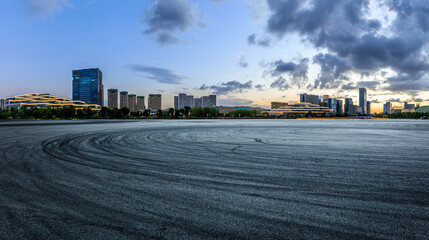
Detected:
[148,94,161,110]
[178,93,187,109]
[194,97,202,107]
[209,95,217,107]
[383,102,392,114]
[300,93,320,105]
[72,68,103,106]
[336,100,343,113]
[107,89,118,109]
[359,88,367,114]
[325,98,338,113]
[120,91,128,109]
[174,96,179,109]
[344,98,353,114]
[128,94,137,111]
[136,96,145,111]
[201,96,210,107]
[186,95,194,108]
[367,101,371,114]
[0,99,4,109]
[404,102,415,110]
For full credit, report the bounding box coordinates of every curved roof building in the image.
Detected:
[5,93,101,110]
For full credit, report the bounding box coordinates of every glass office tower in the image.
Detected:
[359,88,367,114]
[72,68,103,106]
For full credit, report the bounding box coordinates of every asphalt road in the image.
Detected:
[0,119,428,239]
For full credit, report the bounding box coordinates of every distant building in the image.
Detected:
[120,91,128,109]
[72,68,103,106]
[416,106,429,113]
[178,93,187,109]
[128,94,137,111]
[344,98,353,114]
[263,103,333,116]
[194,97,202,107]
[367,101,371,114]
[201,96,210,107]
[136,96,145,111]
[209,95,217,107]
[218,106,262,114]
[323,95,330,100]
[0,99,4,109]
[359,88,367,114]
[383,102,392,114]
[300,93,320,105]
[404,102,415,110]
[325,98,338,113]
[174,96,178,109]
[4,93,100,110]
[186,95,194,108]
[271,102,288,109]
[148,94,161,110]
[336,99,343,113]
[107,89,118,109]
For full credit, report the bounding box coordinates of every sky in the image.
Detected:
[1,0,429,112]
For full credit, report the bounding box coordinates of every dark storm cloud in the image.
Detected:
[341,81,380,90]
[142,0,197,45]
[199,81,253,95]
[126,65,184,84]
[264,0,429,91]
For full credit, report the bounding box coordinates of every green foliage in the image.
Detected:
[189,107,219,118]
[229,110,258,117]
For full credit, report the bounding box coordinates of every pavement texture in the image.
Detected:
[0,119,428,239]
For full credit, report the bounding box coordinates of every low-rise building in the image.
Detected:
[263,103,333,116]
[217,106,262,114]
[4,93,100,110]
[271,102,288,109]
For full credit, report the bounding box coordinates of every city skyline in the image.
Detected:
[1,0,429,112]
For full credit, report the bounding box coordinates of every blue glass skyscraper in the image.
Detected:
[72,68,103,106]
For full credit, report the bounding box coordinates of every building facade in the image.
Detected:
[325,98,338,113]
[344,98,353,114]
[194,97,202,107]
[271,102,288,109]
[120,91,128,109]
[263,103,333,116]
[300,93,320,105]
[367,101,371,114]
[186,95,194,108]
[359,88,367,114]
[72,68,103,106]
[0,99,4,109]
[148,94,161,110]
[107,89,118,109]
[137,96,145,111]
[5,93,100,110]
[178,93,187,109]
[174,96,178,109]
[404,102,415,110]
[383,102,392,114]
[128,94,137,111]
[336,100,343,114]
[209,95,217,107]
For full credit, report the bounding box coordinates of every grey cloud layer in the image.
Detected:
[26,0,68,19]
[126,65,184,84]
[199,81,253,95]
[264,0,429,92]
[142,0,197,45]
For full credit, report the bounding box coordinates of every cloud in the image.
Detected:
[238,56,248,68]
[270,76,289,90]
[313,53,351,89]
[265,58,309,88]
[341,81,380,90]
[26,0,69,19]
[255,84,264,91]
[264,0,429,91]
[199,80,253,95]
[142,0,199,45]
[126,64,184,84]
[247,33,272,47]
[217,97,254,106]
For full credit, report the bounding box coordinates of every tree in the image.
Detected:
[143,109,151,117]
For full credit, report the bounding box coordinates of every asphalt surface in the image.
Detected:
[0,119,428,239]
